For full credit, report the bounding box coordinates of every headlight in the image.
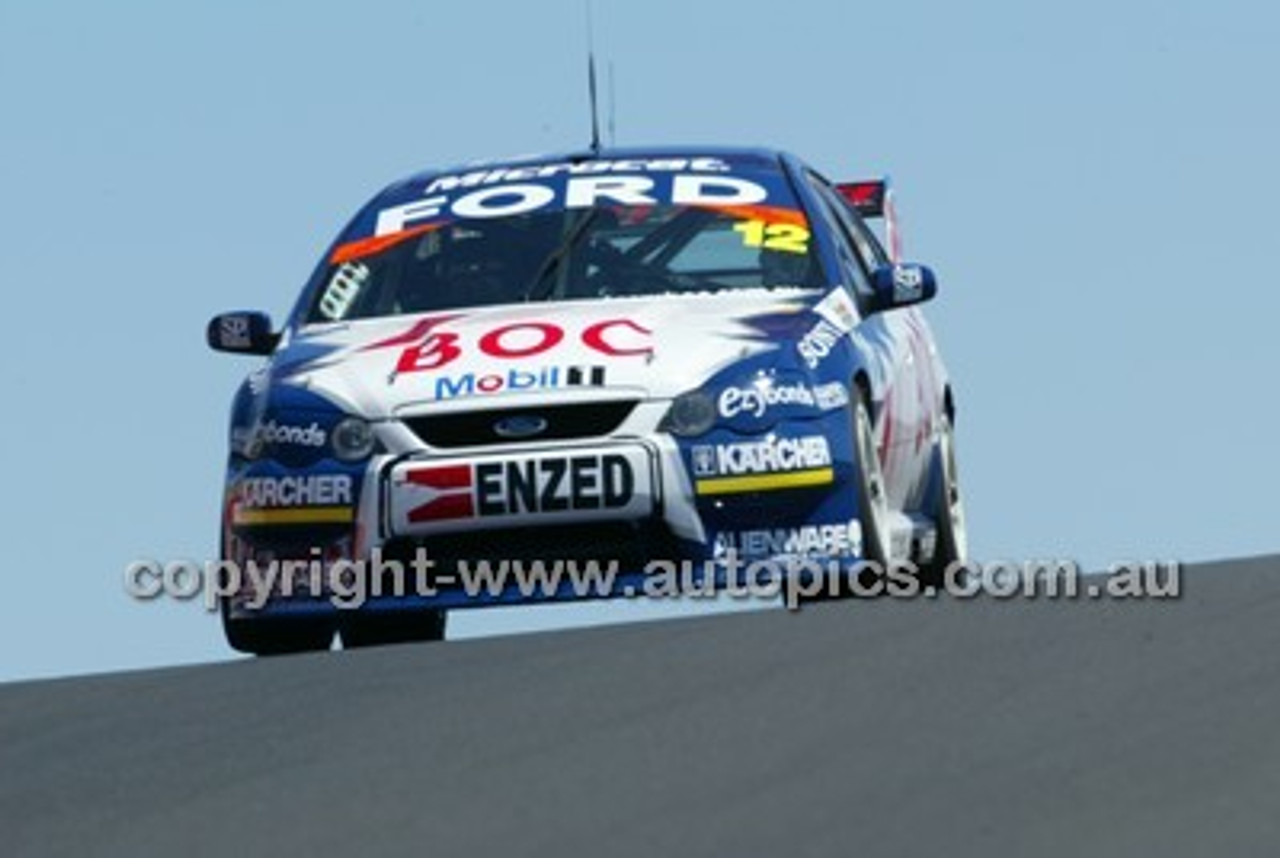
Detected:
[660,390,717,438]
[331,416,375,461]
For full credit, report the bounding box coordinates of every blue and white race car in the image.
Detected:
[208,146,967,653]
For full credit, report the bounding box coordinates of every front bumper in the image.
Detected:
[222,416,864,617]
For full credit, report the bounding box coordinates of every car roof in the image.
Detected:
[387,145,794,190]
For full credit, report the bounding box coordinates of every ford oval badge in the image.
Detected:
[493,414,549,439]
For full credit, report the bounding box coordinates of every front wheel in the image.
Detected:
[803,389,892,602]
[339,610,447,649]
[919,411,968,590]
[852,390,891,569]
[221,605,335,656]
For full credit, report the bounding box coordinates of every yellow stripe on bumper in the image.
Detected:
[232,506,355,526]
[694,467,834,496]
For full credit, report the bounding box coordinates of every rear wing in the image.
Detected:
[835,179,902,262]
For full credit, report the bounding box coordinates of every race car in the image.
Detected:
[207,146,967,654]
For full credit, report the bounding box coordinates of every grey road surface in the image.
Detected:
[2,555,1278,856]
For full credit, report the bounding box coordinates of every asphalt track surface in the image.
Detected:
[3,555,1278,857]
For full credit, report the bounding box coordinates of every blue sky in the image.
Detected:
[2,0,1277,681]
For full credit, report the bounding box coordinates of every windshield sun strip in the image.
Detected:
[330,222,445,265]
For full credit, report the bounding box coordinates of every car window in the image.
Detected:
[305,158,825,323]
[803,174,878,309]
[809,176,889,273]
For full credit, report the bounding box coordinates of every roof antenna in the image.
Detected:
[608,60,616,146]
[586,0,601,153]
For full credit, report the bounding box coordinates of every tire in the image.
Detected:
[339,610,447,649]
[221,606,335,656]
[215,550,335,654]
[852,390,891,569]
[805,390,891,603]
[919,411,968,591]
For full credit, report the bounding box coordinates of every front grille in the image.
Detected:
[403,400,639,448]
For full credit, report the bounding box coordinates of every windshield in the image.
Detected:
[306,156,821,323]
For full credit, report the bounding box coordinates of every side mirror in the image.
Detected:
[871,264,937,311]
[206,311,278,355]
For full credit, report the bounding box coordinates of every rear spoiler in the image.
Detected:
[835,178,902,262]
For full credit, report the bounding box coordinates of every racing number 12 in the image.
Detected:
[733,220,810,254]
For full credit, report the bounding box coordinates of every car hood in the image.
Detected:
[270,289,818,419]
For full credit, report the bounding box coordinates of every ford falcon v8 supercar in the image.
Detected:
[208,146,967,654]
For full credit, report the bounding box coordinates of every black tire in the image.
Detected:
[919,411,968,591]
[339,610,447,649]
[221,606,335,656]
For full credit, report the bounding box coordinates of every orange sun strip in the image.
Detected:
[694,203,809,227]
[329,222,444,265]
